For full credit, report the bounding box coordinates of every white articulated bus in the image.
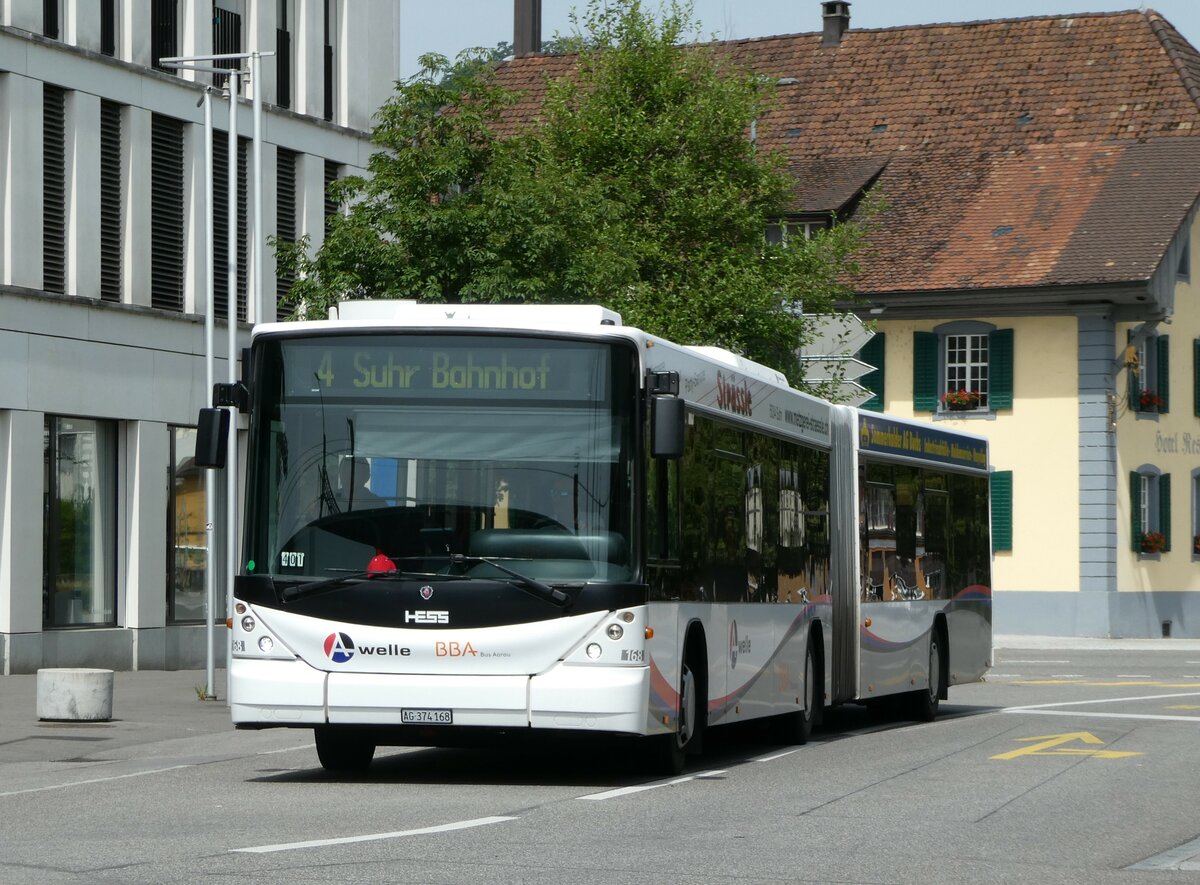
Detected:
[202,302,992,774]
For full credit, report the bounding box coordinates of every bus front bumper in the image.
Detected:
[230,657,654,736]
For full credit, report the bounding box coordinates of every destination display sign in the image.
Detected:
[858,414,988,472]
[278,337,612,401]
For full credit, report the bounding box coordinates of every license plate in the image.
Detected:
[401,708,452,725]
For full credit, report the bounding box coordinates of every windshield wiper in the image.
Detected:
[280,568,424,603]
[449,554,571,608]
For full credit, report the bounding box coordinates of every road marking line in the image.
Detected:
[0,765,191,797]
[1004,660,1070,664]
[991,731,1141,760]
[579,769,728,801]
[1020,680,1200,687]
[754,748,801,762]
[1127,834,1200,871]
[1005,709,1200,723]
[232,816,517,854]
[1007,690,1200,710]
[1166,705,1200,710]
[1117,674,1151,678]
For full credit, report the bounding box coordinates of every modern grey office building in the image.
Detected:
[0,1,399,673]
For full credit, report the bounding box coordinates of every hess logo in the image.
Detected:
[405,610,449,624]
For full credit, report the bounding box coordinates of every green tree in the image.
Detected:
[278,0,874,385]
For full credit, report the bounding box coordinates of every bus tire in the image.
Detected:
[652,648,703,776]
[772,637,816,745]
[314,726,376,773]
[908,629,942,722]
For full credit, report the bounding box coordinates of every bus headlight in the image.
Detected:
[606,623,624,641]
[241,616,256,632]
[258,636,274,653]
[586,643,603,659]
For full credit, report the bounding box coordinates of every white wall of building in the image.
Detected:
[0,0,397,672]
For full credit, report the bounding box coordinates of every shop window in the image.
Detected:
[43,417,118,628]
[168,427,209,623]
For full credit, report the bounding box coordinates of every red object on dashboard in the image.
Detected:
[367,550,396,574]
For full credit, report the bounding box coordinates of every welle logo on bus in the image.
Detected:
[288,342,605,400]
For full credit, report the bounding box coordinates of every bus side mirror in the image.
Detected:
[195,408,230,469]
[652,395,685,459]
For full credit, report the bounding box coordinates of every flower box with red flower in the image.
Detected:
[1139,390,1163,411]
[1140,531,1167,554]
[941,389,981,411]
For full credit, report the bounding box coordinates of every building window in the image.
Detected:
[1179,239,1190,281]
[913,324,1013,413]
[276,147,298,305]
[1192,469,1200,556]
[150,113,185,312]
[1130,466,1170,554]
[276,0,294,108]
[765,217,828,245]
[168,427,208,623]
[323,0,337,122]
[944,333,989,408]
[99,100,123,303]
[100,0,117,56]
[212,0,244,89]
[856,332,885,412]
[213,134,249,320]
[151,0,178,73]
[43,417,118,628]
[43,83,66,295]
[44,0,63,39]
[1129,331,1168,414]
[324,159,341,239]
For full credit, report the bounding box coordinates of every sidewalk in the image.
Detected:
[994,634,1200,651]
[0,669,236,769]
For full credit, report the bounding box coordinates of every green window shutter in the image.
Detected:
[990,470,1012,552]
[1193,339,1200,416]
[1157,335,1170,413]
[1128,329,1139,412]
[1160,473,1171,551]
[857,333,885,412]
[989,328,1014,410]
[913,332,938,412]
[1130,471,1142,551]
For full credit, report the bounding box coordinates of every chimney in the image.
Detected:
[514,0,542,56]
[821,1,851,48]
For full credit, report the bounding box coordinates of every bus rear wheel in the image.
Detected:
[772,639,816,745]
[908,631,942,722]
[314,726,376,773]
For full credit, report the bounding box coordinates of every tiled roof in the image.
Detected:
[490,10,1200,297]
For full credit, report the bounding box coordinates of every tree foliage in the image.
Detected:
[277,0,874,384]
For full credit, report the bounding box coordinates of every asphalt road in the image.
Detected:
[2,643,1199,884]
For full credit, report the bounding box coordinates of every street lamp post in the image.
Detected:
[160,52,273,700]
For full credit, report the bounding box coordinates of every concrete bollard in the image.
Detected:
[36,668,114,722]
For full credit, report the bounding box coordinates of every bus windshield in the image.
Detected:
[245,334,637,585]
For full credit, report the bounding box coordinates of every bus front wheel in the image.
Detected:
[314,726,376,773]
[652,654,702,775]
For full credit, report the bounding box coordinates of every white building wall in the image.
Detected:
[0,73,44,290]
[66,89,101,299]
[0,0,387,672]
